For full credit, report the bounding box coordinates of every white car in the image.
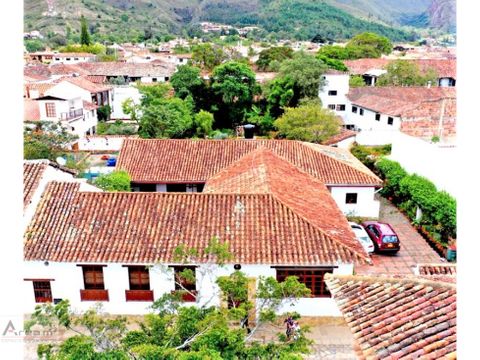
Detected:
[349,222,375,254]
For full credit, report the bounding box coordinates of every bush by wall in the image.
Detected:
[375,158,456,245]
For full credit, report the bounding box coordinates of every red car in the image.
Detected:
[361,221,400,253]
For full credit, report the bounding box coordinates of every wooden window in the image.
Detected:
[276,268,333,297]
[328,104,336,110]
[32,281,52,303]
[352,106,357,113]
[45,102,56,117]
[346,193,358,204]
[359,108,364,116]
[167,183,187,192]
[336,104,346,111]
[128,266,150,290]
[82,265,105,290]
[174,266,196,292]
[375,113,381,121]
[388,117,394,125]
[328,90,337,96]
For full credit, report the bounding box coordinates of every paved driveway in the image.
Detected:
[356,196,443,276]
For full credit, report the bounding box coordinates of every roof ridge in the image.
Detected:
[325,273,456,289]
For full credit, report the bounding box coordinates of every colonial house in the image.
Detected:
[23,160,99,227]
[77,62,176,84]
[344,58,456,87]
[46,77,113,108]
[325,274,456,359]
[23,149,371,315]
[319,73,456,143]
[27,94,98,137]
[116,139,382,218]
[50,52,97,65]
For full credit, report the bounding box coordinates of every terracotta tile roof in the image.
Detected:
[24,65,51,80]
[325,274,456,360]
[77,61,176,77]
[84,75,107,84]
[204,148,369,261]
[323,128,357,145]
[417,263,457,283]
[24,181,368,265]
[24,99,40,121]
[347,86,456,117]
[64,76,112,93]
[117,139,382,186]
[48,63,91,76]
[24,83,55,98]
[23,161,48,209]
[344,58,456,79]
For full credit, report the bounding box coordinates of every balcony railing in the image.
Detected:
[80,289,109,301]
[125,289,154,302]
[171,290,197,302]
[60,108,83,121]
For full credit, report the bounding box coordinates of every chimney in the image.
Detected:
[427,81,431,88]
[243,124,255,139]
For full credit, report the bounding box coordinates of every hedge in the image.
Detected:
[375,158,456,244]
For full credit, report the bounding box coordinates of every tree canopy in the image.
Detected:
[80,15,91,46]
[24,122,78,161]
[274,102,342,143]
[376,60,438,86]
[94,170,131,192]
[191,43,227,71]
[256,46,294,71]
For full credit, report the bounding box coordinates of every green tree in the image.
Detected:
[27,238,312,359]
[376,60,438,86]
[192,43,227,71]
[24,122,78,160]
[278,52,328,101]
[264,76,295,118]
[193,110,214,138]
[349,75,366,87]
[211,61,258,129]
[94,170,131,192]
[80,15,91,46]
[24,39,45,53]
[256,46,294,71]
[347,32,393,55]
[274,103,341,143]
[170,65,205,100]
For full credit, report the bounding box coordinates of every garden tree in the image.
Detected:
[264,76,295,118]
[274,102,342,143]
[96,105,111,122]
[376,60,438,86]
[349,75,366,87]
[317,45,352,60]
[316,55,348,72]
[211,61,259,129]
[191,43,227,71]
[94,170,131,191]
[193,110,214,137]
[169,65,213,112]
[24,39,45,53]
[256,46,294,71]
[24,122,78,160]
[80,15,91,46]
[346,32,393,56]
[27,237,312,359]
[278,52,328,102]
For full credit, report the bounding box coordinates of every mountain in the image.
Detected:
[24,0,454,43]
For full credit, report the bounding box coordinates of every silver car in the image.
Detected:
[349,222,375,254]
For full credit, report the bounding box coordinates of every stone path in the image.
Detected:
[356,196,443,276]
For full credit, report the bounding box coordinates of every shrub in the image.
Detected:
[94,170,131,191]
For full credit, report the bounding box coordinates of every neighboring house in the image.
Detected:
[344,58,456,87]
[77,62,176,84]
[322,128,357,149]
[23,150,371,315]
[23,160,100,228]
[325,274,456,359]
[30,94,98,137]
[50,53,97,65]
[319,75,456,144]
[116,139,382,218]
[110,85,142,120]
[47,77,113,109]
[27,52,55,64]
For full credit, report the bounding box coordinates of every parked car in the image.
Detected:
[349,222,375,254]
[361,221,400,253]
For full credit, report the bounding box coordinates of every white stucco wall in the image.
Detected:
[389,132,457,197]
[111,86,142,120]
[23,262,353,317]
[329,186,380,218]
[318,74,350,115]
[47,82,92,104]
[345,106,401,132]
[77,136,127,151]
[51,56,95,65]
